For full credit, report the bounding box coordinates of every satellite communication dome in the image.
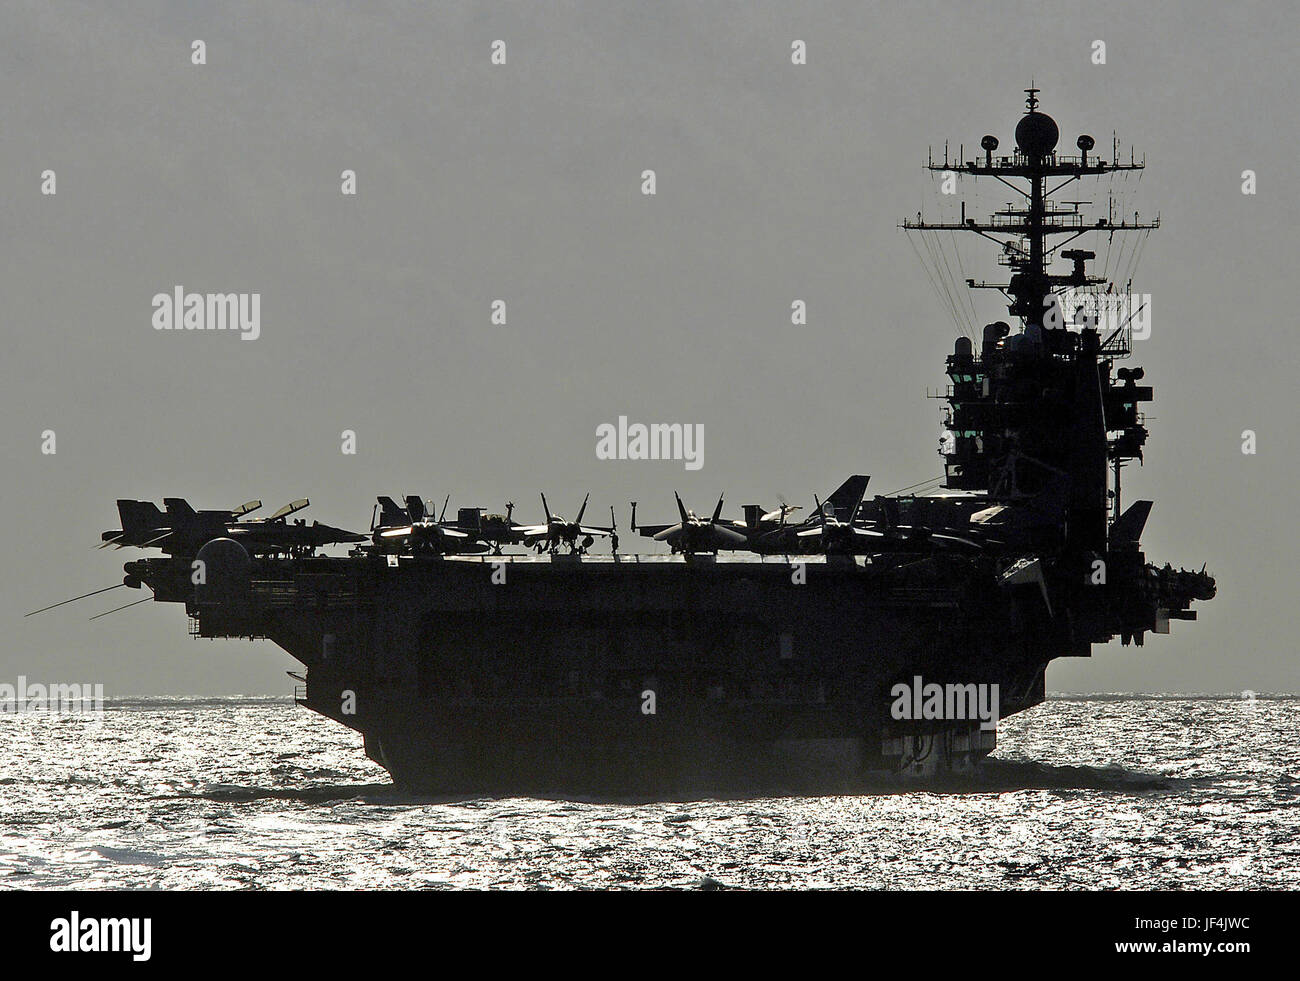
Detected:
[195,537,251,605]
[1015,111,1059,156]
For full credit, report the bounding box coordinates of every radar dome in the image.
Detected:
[194,537,251,606]
[1015,111,1059,157]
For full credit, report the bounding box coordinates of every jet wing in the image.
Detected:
[637,523,676,538]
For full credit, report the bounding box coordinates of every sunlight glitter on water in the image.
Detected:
[1,696,1295,889]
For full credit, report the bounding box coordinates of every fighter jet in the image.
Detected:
[369,495,489,555]
[633,493,750,555]
[746,475,872,553]
[843,494,1003,554]
[795,485,878,553]
[517,493,614,554]
[99,498,260,549]
[99,498,366,556]
[445,503,534,554]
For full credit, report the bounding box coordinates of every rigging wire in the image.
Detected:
[906,230,965,338]
[934,228,974,338]
[882,475,946,497]
[930,229,976,340]
[922,231,957,333]
[950,228,980,334]
[915,229,965,338]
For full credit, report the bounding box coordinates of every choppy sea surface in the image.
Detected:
[1,695,1296,890]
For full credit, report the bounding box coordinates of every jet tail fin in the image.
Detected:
[404,496,426,522]
[1110,500,1153,546]
[163,498,197,521]
[825,475,870,523]
[117,500,166,536]
[378,496,408,526]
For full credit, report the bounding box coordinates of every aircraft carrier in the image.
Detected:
[65,91,1215,794]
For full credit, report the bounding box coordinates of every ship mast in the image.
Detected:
[904,87,1156,340]
[905,89,1159,552]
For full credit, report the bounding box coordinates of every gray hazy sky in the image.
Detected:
[3,0,1297,695]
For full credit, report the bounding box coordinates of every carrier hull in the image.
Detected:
[164,552,1058,794]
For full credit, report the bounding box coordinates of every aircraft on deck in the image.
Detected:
[633,476,873,555]
[369,495,490,555]
[516,493,614,554]
[99,498,365,556]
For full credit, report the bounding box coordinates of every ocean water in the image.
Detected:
[1,695,1295,890]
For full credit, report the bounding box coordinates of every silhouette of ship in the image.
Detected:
[76,90,1215,794]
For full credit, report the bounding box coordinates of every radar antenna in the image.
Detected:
[902,88,1157,343]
